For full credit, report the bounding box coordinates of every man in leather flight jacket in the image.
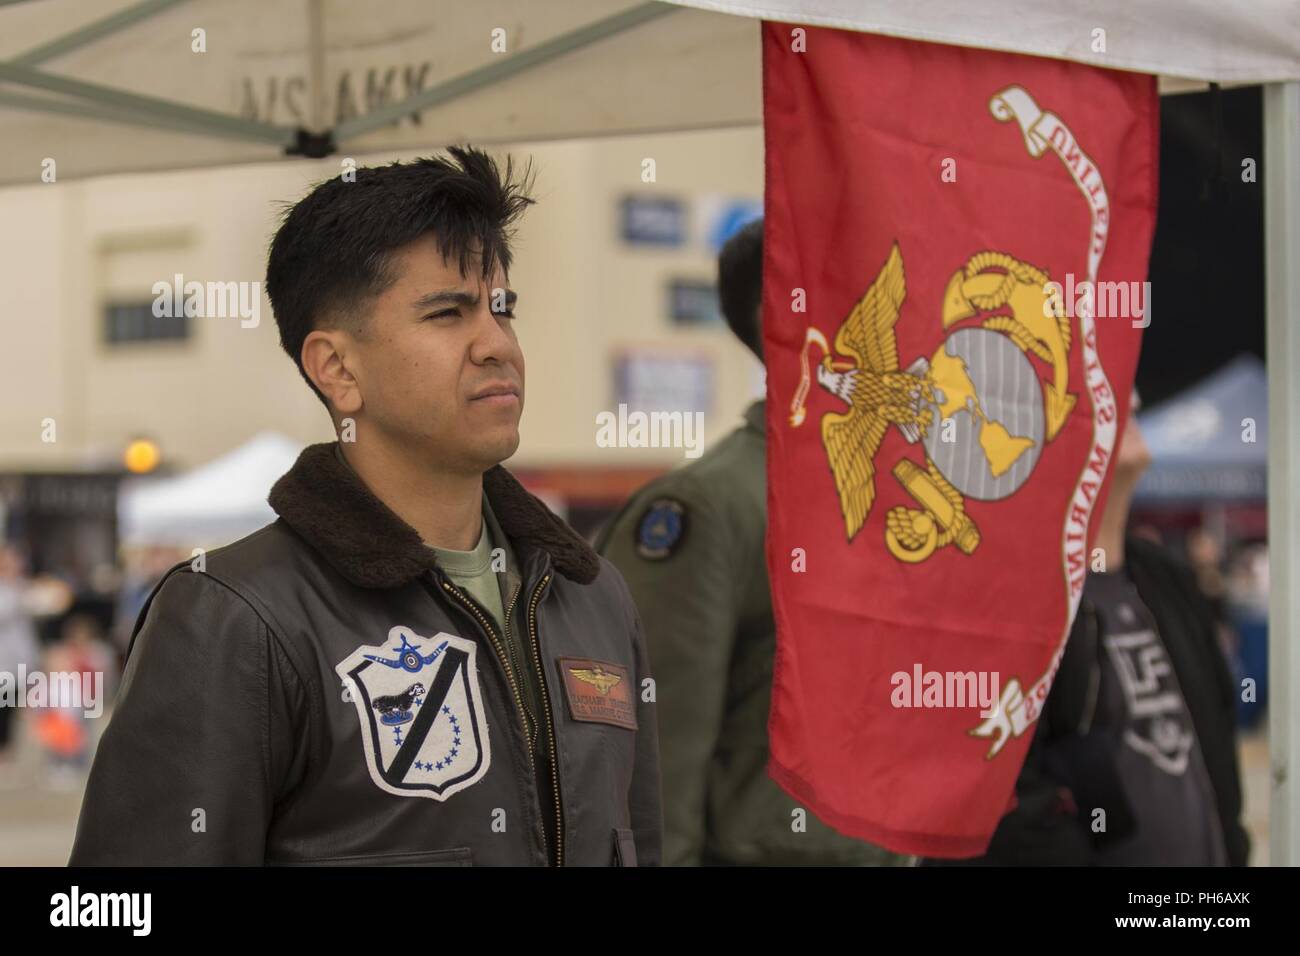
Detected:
[69,148,662,867]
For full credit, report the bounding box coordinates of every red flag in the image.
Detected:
[762,25,1157,857]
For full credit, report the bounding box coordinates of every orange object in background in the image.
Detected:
[34,710,86,758]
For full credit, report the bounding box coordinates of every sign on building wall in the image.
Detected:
[612,348,714,415]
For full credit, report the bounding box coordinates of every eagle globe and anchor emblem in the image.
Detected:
[789,241,1075,564]
[782,84,1120,762]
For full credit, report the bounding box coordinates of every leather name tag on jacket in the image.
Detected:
[556,657,637,730]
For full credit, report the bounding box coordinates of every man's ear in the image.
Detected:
[302,328,362,415]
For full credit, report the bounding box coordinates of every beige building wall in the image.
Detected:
[0,126,764,474]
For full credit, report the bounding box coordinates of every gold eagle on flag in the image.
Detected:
[790,241,1073,563]
[789,244,934,541]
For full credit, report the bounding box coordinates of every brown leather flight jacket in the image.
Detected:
[69,443,662,866]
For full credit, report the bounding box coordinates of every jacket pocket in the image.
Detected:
[269,847,473,867]
[612,828,638,867]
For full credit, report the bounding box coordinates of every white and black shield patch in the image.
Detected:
[336,627,491,801]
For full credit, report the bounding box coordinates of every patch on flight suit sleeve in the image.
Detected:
[556,657,637,730]
[635,497,687,560]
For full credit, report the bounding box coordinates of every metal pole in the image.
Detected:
[1265,80,1300,867]
[307,0,326,134]
[0,89,278,143]
[333,1,678,143]
[10,0,191,67]
[0,60,295,146]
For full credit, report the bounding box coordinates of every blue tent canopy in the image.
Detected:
[1135,354,1268,503]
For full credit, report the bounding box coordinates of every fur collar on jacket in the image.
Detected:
[267,442,600,589]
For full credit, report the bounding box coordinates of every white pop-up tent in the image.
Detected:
[0,0,1296,184]
[1137,355,1269,504]
[1,0,1296,862]
[117,431,302,549]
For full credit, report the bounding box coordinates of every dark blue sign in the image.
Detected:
[621,196,686,246]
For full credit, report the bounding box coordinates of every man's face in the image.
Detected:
[346,233,525,472]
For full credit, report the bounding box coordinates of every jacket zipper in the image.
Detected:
[525,572,563,867]
[436,579,535,774]
[501,581,537,751]
[435,572,562,867]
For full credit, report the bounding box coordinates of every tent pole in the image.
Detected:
[307,0,326,135]
[0,60,294,146]
[333,1,680,144]
[1266,80,1300,867]
[0,89,283,143]
[10,0,191,67]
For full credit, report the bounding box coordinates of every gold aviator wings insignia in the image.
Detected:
[571,667,622,696]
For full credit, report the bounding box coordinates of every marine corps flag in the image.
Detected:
[762,25,1157,857]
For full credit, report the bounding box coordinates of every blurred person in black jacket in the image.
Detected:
[929,393,1249,866]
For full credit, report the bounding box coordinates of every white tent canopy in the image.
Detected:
[1137,355,1269,504]
[0,0,764,184]
[0,0,1297,185]
[671,0,1300,85]
[117,431,302,549]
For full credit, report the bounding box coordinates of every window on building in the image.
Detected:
[103,301,191,345]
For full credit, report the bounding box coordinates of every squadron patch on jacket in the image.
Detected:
[556,657,637,730]
[336,627,490,801]
[635,497,687,560]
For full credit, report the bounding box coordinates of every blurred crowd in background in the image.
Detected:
[0,506,1272,786]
